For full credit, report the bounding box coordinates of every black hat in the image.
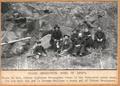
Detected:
[54,24,60,29]
[37,41,41,44]
[64,34,70,37]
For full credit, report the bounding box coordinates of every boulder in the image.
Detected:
[40,34,51,49]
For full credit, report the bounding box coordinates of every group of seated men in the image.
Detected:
[33,24,106,58]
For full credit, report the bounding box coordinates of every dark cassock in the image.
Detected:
[61,35,73,53]
[83,29,94,48]
[70,30,79,52]
[50,26,62,49]
[94,27,106,49]
[72,33,85,56]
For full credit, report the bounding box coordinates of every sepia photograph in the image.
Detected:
[1,2,118,69]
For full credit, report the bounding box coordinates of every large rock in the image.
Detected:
[40,34,51,49]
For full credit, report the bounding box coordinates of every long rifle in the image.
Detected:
[1,37,31,46]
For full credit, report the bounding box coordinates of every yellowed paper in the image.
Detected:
[0,0,119,86]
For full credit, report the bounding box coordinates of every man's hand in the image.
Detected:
[63,49,68,52]
[54,39,57,41]
[43,54,47,57]
[75,44,80,47]
[88,35,91,37]
[38,53,42,55]
[60,38,63,41]
[97,39,103,42]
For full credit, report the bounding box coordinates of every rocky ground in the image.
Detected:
[1,48,116,69]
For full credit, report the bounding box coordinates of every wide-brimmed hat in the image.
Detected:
[54,24,60,29]
[98,27,102,30]
[37,41,41,44]
[64,34,70,37]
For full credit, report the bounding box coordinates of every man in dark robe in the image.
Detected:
[72,32,85,56]
[50,25,62,50]
[71,30,78,45]
[94,27,106,49]
[83,28,94,48]
[70,30,78,52]
[61,35,72,54]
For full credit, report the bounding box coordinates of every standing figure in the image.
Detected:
[94,27,106,49]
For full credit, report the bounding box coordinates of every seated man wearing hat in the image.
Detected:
[71,30,79,51]
[33,41,47,58]
[50,25,62,51]
[94,27,106,49]
[83,28,94,49]
[72,32,85,56]
[61,35,73,54]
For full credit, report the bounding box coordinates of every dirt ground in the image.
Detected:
[1,48,116,69]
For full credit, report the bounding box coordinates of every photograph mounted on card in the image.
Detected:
[1,2,118,70]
